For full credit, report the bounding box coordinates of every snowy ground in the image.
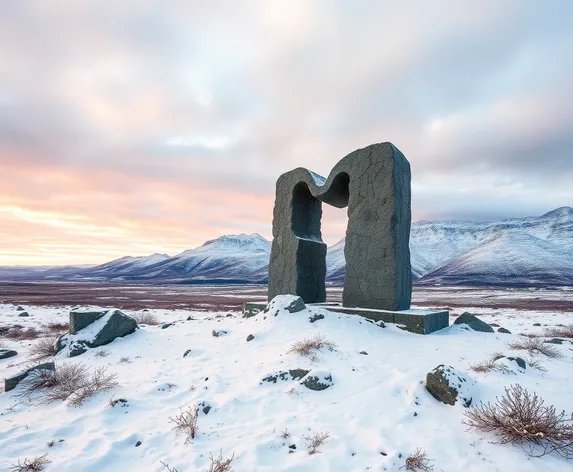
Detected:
[1,298,573,472]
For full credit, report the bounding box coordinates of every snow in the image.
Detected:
[2,297,573,471]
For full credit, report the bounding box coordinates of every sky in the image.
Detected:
[0,1,572,265]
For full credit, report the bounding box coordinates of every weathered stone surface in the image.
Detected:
[70,310,106,334]
[453,312,494,333]
[262,295,306,317]
[301,371,334,391]
[87,310,137,347]
[4,362,55,392]
[426,365,475,407]
[268,142,412,311]
[0,349,18,360]
[394,310,449,335]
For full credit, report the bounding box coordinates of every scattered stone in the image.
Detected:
[16,306,25,311]
[212,330,228,337]
[262,295,306,317]
[197,401,212,415]
[68,341,87,358]
[497,327,511,334]
[186,316,195,321]
[246,334,255,342]
[493,356,526,371]
[545,338,564,345]
[489,323,500,327]
[453,312,494,333]
[309,313,325,323]
[533,323,541,327]
[0,349,18,360]
[183,350,192,358]
[289,444,296,450]
[301,371,334,391]
[261,369,310,384]
[5,362,56,392]
[161,323,174,329]
[135,441,142,447]
[226,313,234,318]
[359,351,368,355]
[425,365,475,407]
[17,312,30,317]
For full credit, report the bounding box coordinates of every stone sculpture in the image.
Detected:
[268,142,411,311]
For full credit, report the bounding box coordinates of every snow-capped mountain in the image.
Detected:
[1,207,571,286]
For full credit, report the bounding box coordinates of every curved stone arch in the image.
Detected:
[268,142,412,311]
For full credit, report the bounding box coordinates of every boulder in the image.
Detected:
[0,349,18,360]
[426,365,475,407]
[453,312,494,333]
[57,309,138,356]
[263,295,306,317]
[5,362,55,392]
[497,327,511,334]
[301,371,334,391]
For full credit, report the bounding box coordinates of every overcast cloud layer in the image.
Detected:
[0,1,572,264]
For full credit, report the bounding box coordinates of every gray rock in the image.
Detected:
[506,356,526,369]
[301,372,334,391]
[497,327,511,334]
[309,314,325,323]
[0,349,18,360]
[212,330,228,337]
[161,323,173,329]
[545,338,564,344]
[268,142,412,311]
[4,362,55,392]
[16,306,25,311]
[261,369,310,384]
[246,334,255,342]
[453,313,494,333]
[68,341,87,358]
[70,310,107,334]
[359,351,368,355]
[426,365,475,407]
[198,401,212,415]
[17,312,30,317]
[135,441,142,447]
[533,323,541,326]
[183,349,192,358]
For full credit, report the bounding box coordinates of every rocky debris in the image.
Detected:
[0,349,18,360]
[17,312,30,317]
[497,327,511,334]
[426,365,475,407]
[5,362,55,392]
[212,330,228,337]
[183,350,192,358]
[135,441,142,447]
[489,323,500,327]
[359,351,368,355]
[301,371,334,391]
[57,309,138,357]
[545,338,564,345]
[533,323,541,326]
[309,313,325,323]
[246,334,255,342]
[161,323,174,329]
[198,401,212,415]
[261,369,310,384]
[16,306,26,311]
[263,295,306,317]
[453,312,494,333]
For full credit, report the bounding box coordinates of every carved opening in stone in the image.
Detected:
[291,182,322,241]
[322,172,350,208]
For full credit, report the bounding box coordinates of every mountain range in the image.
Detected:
[0,207,571,287]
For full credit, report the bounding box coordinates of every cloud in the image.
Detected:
[0,0,571,263]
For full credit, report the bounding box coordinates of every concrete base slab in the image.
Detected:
[242,301,449,334]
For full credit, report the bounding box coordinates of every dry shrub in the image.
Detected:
[4,328,41,341]
[544,325,573,339]
[160,462,179,472]
[207,451,235,472]
[402,448,434,471]
[508,337,563,358]
[46,322,69,333]
[303,430,330,455]
[133,312,160,325]
[526,357,547,372]
[19,363,119,407]
[463,384,573,458]
[470,353,512,374]
[9,454,50,471]
[29,336,59,361]
[169,405,199,443]
[94,349,110,358]
[287,335,337,360]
